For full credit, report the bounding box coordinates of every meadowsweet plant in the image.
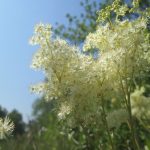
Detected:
[30,0,150,149]
[0,117,14,139]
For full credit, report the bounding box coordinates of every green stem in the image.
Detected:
[101,98,115,150]
[127,92,141,150]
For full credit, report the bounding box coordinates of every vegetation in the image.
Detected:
[30,0,150,149]
[0,0,150,149]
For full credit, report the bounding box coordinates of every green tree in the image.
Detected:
[0,106,7,118]
[8,109,26,136]
[54,0,106,45]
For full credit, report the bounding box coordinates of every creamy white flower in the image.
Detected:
[30,2,150,125]
[58,103,72,120]
[0,117,14,139]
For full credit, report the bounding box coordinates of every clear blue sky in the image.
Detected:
[0,0,83,121]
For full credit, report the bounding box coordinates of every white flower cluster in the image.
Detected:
[30,23,51,46]
[0,117,14,139]
[58,102,72,120]
[84,18,150,86]
[30,23,103,123]
[30,0,150,126]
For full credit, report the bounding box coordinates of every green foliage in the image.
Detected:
[8,110,26,136]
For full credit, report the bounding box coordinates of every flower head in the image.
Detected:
[0,117,14,139]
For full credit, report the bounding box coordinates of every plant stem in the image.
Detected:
[127,92,141,150]
[101,98,115,150]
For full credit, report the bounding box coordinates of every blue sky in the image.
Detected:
[0,0,83,121]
